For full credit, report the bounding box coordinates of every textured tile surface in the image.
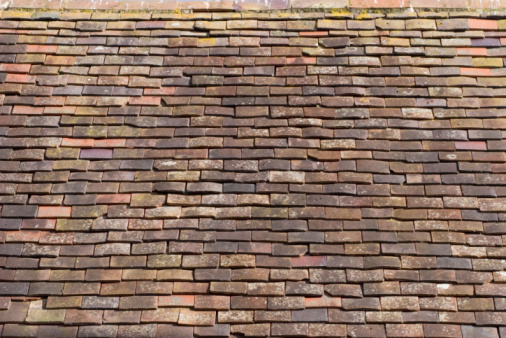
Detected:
[0,6,505,337]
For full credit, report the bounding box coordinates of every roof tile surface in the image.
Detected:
[0,5,504,337]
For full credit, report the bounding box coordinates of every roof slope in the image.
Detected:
[0,6,505,338]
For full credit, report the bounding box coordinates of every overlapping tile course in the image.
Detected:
[0,5,505,338]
